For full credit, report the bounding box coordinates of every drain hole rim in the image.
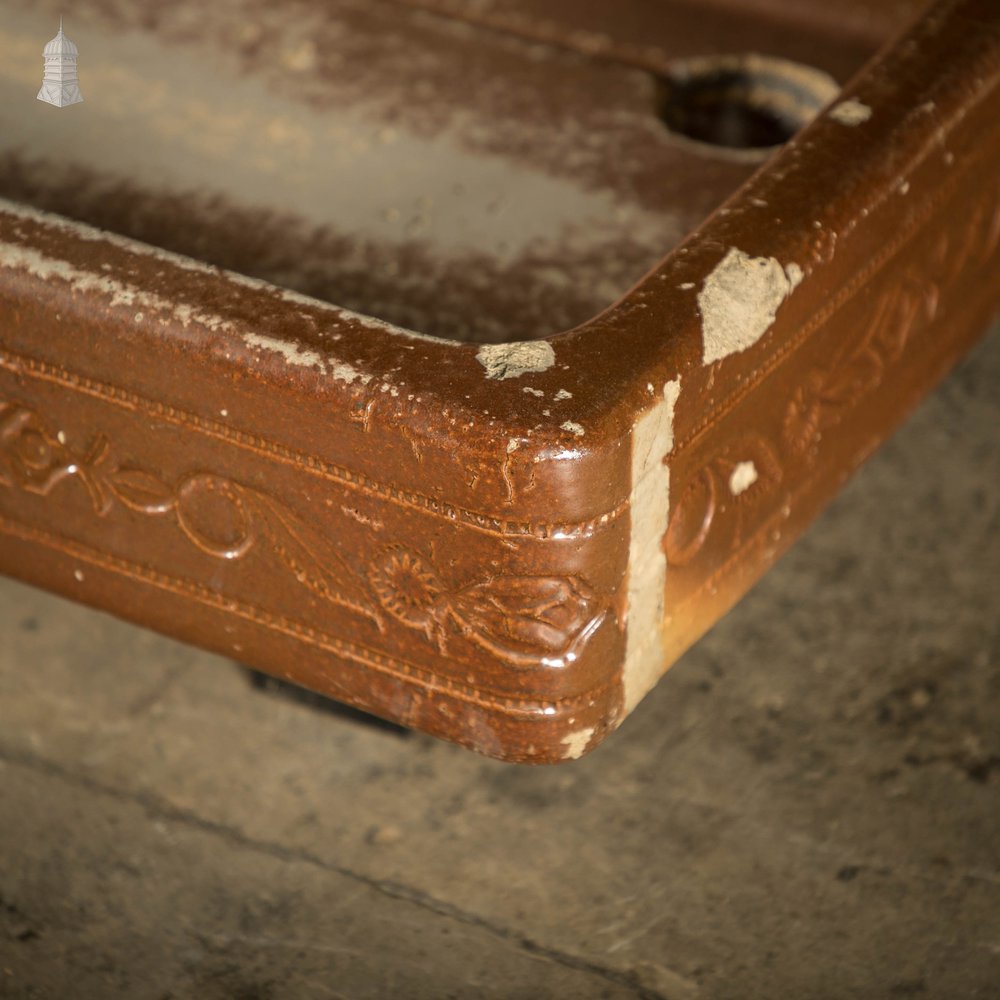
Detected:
[657,53,841,159]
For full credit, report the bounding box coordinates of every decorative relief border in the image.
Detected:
[0,399,609,671]
[0,509,615,717]
[667,178,1000,572]
[666,432,781,566]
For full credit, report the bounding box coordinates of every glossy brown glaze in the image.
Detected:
[0,0,997,761]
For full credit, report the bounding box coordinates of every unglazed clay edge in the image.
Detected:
[622,378,680,715]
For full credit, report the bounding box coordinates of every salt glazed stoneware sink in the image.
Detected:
[0,0,998,762]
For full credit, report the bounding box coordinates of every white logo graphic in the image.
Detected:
[37,18,83,108]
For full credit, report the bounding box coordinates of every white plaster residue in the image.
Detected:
[243,332,321,368]
[0,196,224,276]
[829,98,872,127]
[0,226,380,384]
[561,421,585,437]
[506,437,520,453]
[553,389,573,401]
[561,726,596,761]
[522,387,544,397]
[0,198,427,341]
[623,379,681,715]
[729,461,759,496]
[698,248,801,365]
[0,238,233,330]
[343,366,376,387]
[476,341,555,380]
[243,331,371,384]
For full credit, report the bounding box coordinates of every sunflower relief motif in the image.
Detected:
[368,545,607,668]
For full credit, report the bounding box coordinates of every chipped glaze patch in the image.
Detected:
[829,98,872,126]
[561,725,596,760]
[623,378,681,715]
[561,421,585,437]
[729,460,759,495]
[698,248,801,365]
[476,340,556,380]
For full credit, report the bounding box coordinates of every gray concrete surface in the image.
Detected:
[1,324,999,1000]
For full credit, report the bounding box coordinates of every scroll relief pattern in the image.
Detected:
[667,189,1000,569]
[0,401,607,668]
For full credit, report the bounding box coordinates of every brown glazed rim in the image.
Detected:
[4,1,983,483]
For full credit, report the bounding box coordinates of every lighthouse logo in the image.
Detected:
[37,18,83,108]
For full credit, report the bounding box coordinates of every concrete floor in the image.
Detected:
[1,323,998,1000]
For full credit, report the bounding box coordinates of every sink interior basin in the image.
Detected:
[0,0,917,342]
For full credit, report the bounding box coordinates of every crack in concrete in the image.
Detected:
[0,742,678,1000]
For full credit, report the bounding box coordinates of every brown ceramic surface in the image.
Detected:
[0,0,997,761]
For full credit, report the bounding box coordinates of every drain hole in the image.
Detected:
[658,55,839,156]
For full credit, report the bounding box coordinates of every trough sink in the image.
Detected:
[0,0,997,761]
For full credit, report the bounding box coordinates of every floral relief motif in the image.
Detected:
[664,468,716,569]
[0,405,91,496]
[784,190,999,463]
[0,401,608,668]
[782,274,938,460]
[369,547,445,636]
[0,400,383,628]
[665,433,780,568]
[668,185,1000,571]
[368,545,607,668]
[668,268,947,570]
